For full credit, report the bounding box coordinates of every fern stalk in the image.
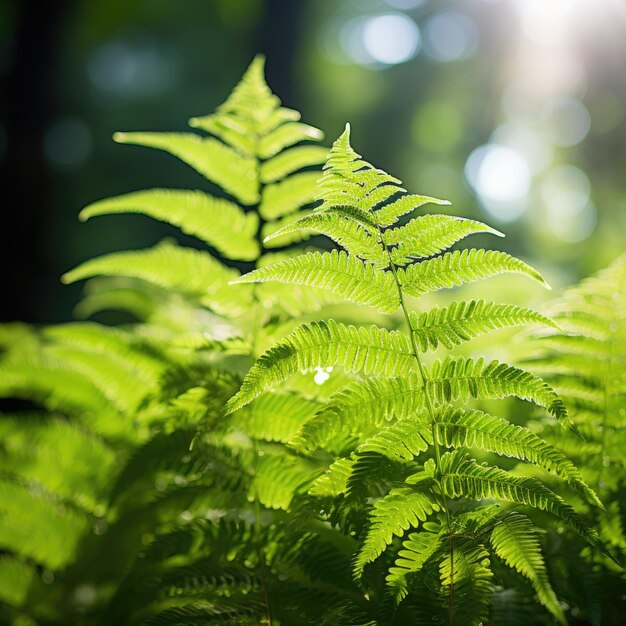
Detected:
[381,235,457,624]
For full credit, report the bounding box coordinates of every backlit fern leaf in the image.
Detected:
[226,320,416,413]
[231,250,400,313]
[439,541,493,626]
[384,214,503,265]
[490,512,565,623]
[410,300,558,351]
[62,240,240,313]
[397,249,549,298]
[353,488,440,577]
[79,189,259,261]
[432,406,601,507]
[438,451,608,556]
[427,357,571,425]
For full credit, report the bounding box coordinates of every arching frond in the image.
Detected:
[410,300,558,351]
[387,529,442,600]
[490,512,565,623]
[437,451,608,556]
[225,320,416,413]
[264,211,387,266]
[384,214,503,265]
[353,488,440,577]
[62,241,242,314]
[439,541,493,626]
[357,418,432,462]
[79,189,259,261]
[230,250,400,313]
[374,193,451,227]
[397,249,549,298]
[260,145,329,183]
[427,357,571,425]
[259,171,320,220]
[294,377,426,454]
[113,131,259,205]
[432,406,601,507]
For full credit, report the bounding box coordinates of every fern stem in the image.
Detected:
[381,241,456,622]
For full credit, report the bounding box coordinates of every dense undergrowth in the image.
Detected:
[0,57,624,626]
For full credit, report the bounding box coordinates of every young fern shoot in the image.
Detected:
[226,125,610,624]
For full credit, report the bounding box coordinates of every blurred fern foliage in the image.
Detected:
[0,57,623,626]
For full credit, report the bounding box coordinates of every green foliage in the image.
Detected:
[0,57,621,626]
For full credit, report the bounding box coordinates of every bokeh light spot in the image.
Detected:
[423,12,479,63]
[541,165,596,242]
[362,13,420,65]
[542,97,591,147]
[465,144,531,222]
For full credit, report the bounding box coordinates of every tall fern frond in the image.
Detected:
[231,250,400,313]
[490,512,565,623]
[397,249,549,298]
[226,320,415,413]
[353,488,440,577]
[410,300,558,351]
[79,189,260,260]
[437,451,608,556]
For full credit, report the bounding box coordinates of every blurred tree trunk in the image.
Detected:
[1,0,69,322]
[256,0,303,108]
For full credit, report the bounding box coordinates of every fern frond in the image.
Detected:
[230,250,399,313]
[357,418,431,462]
[231,393,320,444]
[375,193,451,227]
[397,249,549,298]
[386,530,442,600]
[259,122,324,159]
[432,406,601,508]
[79,189,259,261]
[62,241,240,313]
[0,556,34,607]
[113,131,259,205]
[384,215,503,265]
[490,512,565,623]
[308,457,354,498]
[264,211,387,266]
[353,488,440,577]
[260,145,329,183]
[438,451,608,556]
[293,376,426,454]
[225,320,415,413]
[410,300,558,351]
[259,171,320,220]
[427,357,570,425]
[439,541,493,626]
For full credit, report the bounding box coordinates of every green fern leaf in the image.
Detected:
[357,419,432,462]
[230,250,400,313]
[384,215,503,265]
[260,145,329,183]
[374,193,451,227]
[62,241,240,313]
[427,357,570,425]
[259,122,324,159]
[353,488,440,577]
[79,189,259,261]
[113,131,259,205]
[397,249,549,298]
[409,300,559,351]
[432,406,601,508]
[264,211,387,266]
[259,171,320,220]
[308,457,355,498]
[437,451,608,556]
[386,530,442,600]
[225,320,415,413]
[294,377,426,454]
[439,541,493,626]
[490,512,565,623]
